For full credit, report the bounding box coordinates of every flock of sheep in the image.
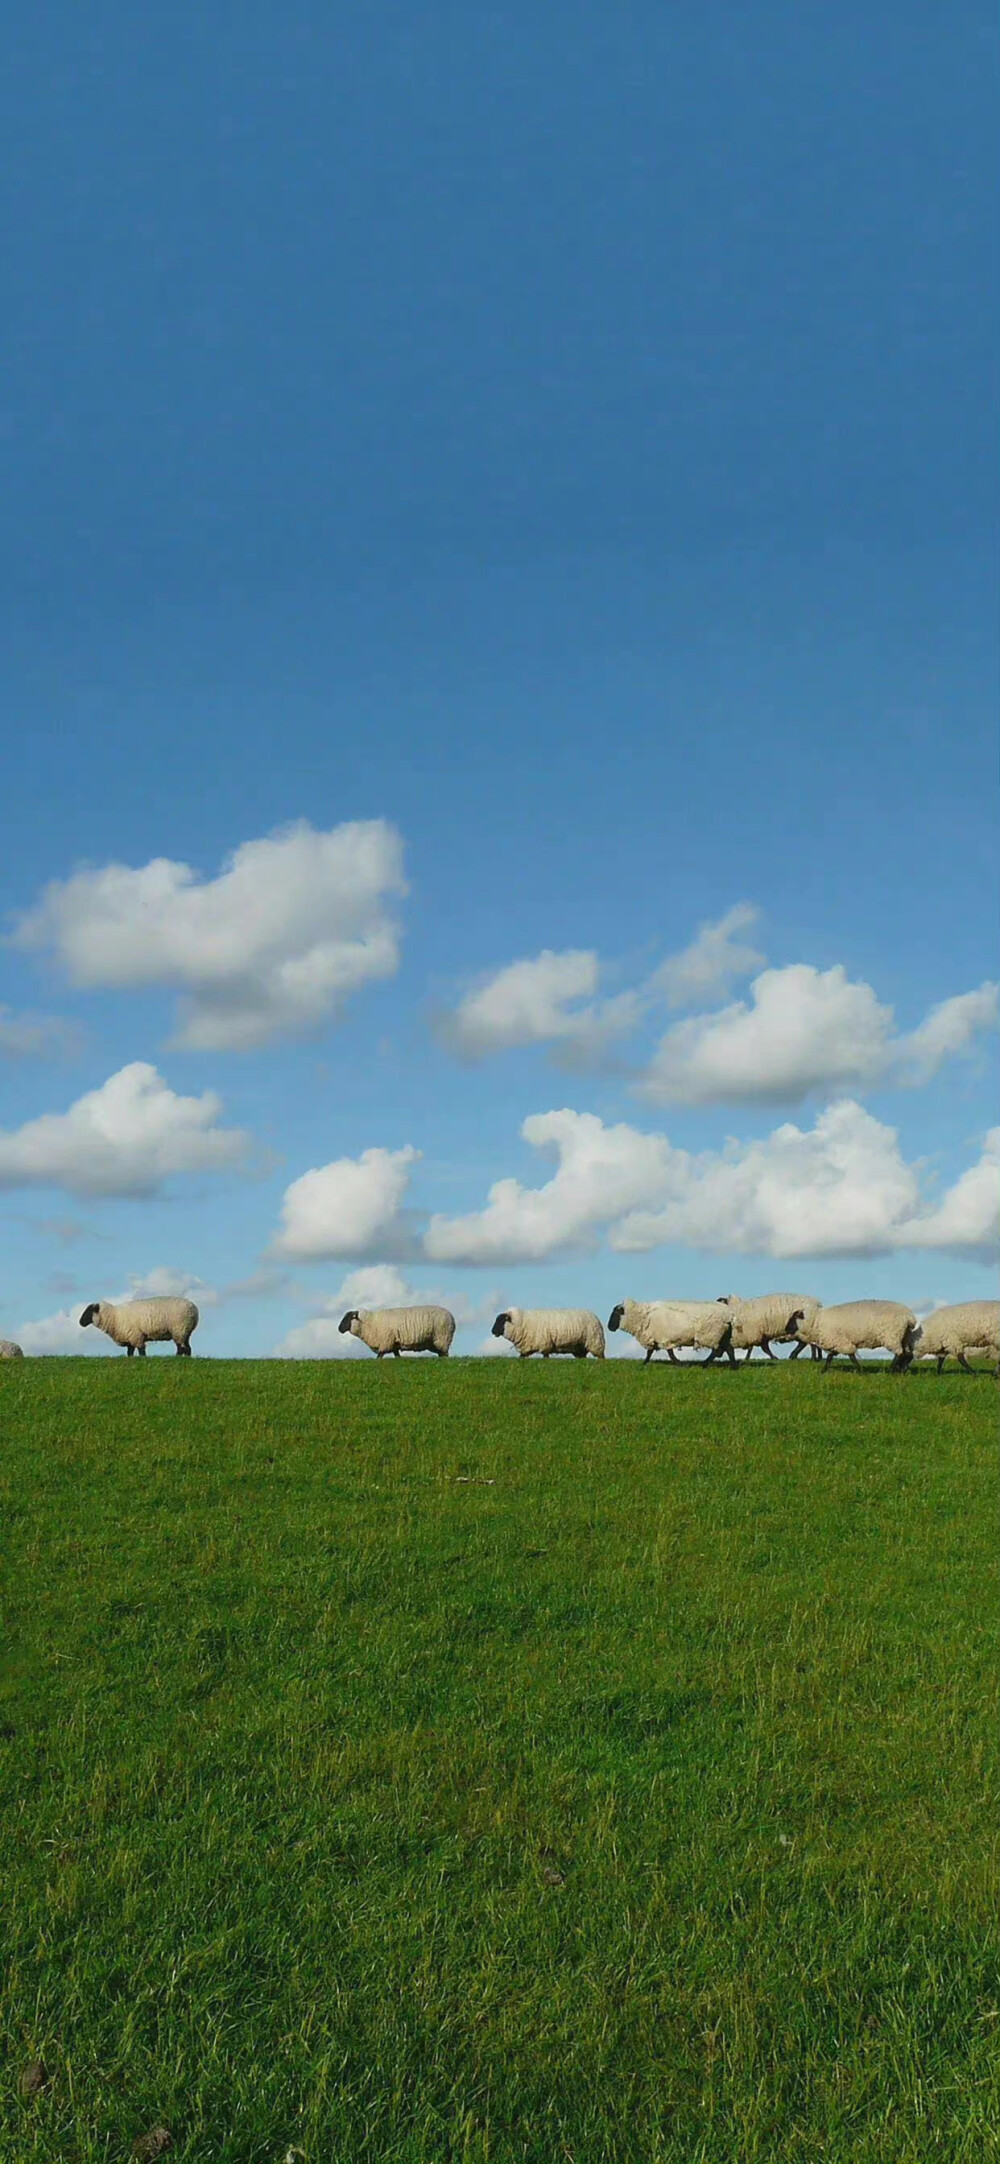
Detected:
[2,1290,998,1372]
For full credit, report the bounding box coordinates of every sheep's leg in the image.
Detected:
[760,1337,776,1361]
[936,1355,946,1374]
[823,1350,837,1370]
[125,1344,134,1357]
[644,1347,654,1363]
[957,1353,974,1374]
[573,1346,587,1359]
[136,1343,147,1357]
[393,1347,401,1358]
[788,1339,805,1359]
[667,1348,680,1364]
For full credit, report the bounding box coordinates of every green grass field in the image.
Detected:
[0,1358,996,2163]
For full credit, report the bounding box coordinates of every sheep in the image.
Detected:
[338,1305,456,1357]
[79,1298,199,1357]
[491,1307,605,1359]
[793,1299,919,1372]
[607,1298,735,1364]
[912,1301,1000,1376]
[717,1292,823,1364]
[0,1340,24,1359]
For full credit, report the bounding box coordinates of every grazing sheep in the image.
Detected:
[718,1292,822,1364]
[79,1298,199,1357]
[913,1301,1000,1376]
[338,1305,456,1357]
[492,1307,605,1359]
[0,1340,24,1359]
[794,1299,919,1372]
[607,1298,735,1364]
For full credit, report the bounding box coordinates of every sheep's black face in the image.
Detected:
[607,1304,624,1332]
[491,1313,510,1338]
[787,1310,804,1334]
[80,1303,99,1328]
[338,1310,358,1335]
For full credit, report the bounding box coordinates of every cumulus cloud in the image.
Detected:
[0,1062,249,1198]
[425,1109,675,1264]
[0,1006,80,1058]
[638,965,999,1107]
[16,1306,111,1355]
[272,1144,421,1262]
[651,903,765,1009]
[899,1127,1000,1263]
[437,949,641,1065]
[274,1261,493,1357]
[423,1103,998,1267]
[893,984,1000,1087]
[14,819,406,1051]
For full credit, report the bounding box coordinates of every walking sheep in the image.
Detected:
[913,1301,999,1376]
[492,1308,605,1359]
[338,1305,456,1357]
[718,1293,822,1363]
[607,1298,735,1364]
[792,1299,919,1372]
[0,1341,24,1359]
[79,1298,199,1356]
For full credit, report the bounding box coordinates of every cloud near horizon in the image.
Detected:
[13,819,406,1052]
[422,1103,999,1266]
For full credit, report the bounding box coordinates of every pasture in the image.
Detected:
[0,1357,997,2162]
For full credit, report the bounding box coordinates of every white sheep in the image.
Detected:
[795,1299,919,1372]
[338,1305,456,1357]
[718,1292,823,1363]
[491,1307,605,1359]
[912,1301,1000,1376]
[607,1298,735,1364]
[0,1340,24,1359]
[79,1297,199,1357]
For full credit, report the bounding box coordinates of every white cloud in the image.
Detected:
[121,1266,220,1306]
[16,1305,111,1355]
[422,1102,999,1268]
[14,819,406,1051]
[613,1100,922,1258]
[425,1109,676,1264]
[899,1127,999,1263]
[272,1144,421,1262]
[638,965,999,1108]
[651,903,765,1009]
[275,1315,372,1359]
[0,1007,79,1058]
[274,1262,494,1357]
[438,949,640,1064]
[893,983,1000,1086]
[0,1062,249,1198]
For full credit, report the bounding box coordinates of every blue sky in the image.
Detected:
[1,3,996,1355]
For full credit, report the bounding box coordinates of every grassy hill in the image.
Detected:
[1,1357,996,2161]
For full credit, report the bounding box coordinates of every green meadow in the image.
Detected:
[0,1357,996,2162]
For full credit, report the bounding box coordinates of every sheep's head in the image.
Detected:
[607,1304,624,1332]
[338,1310,359,1335]
[79,1303,99,1328]
[786,1309,805,1335]
[491,1312,511,1338]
